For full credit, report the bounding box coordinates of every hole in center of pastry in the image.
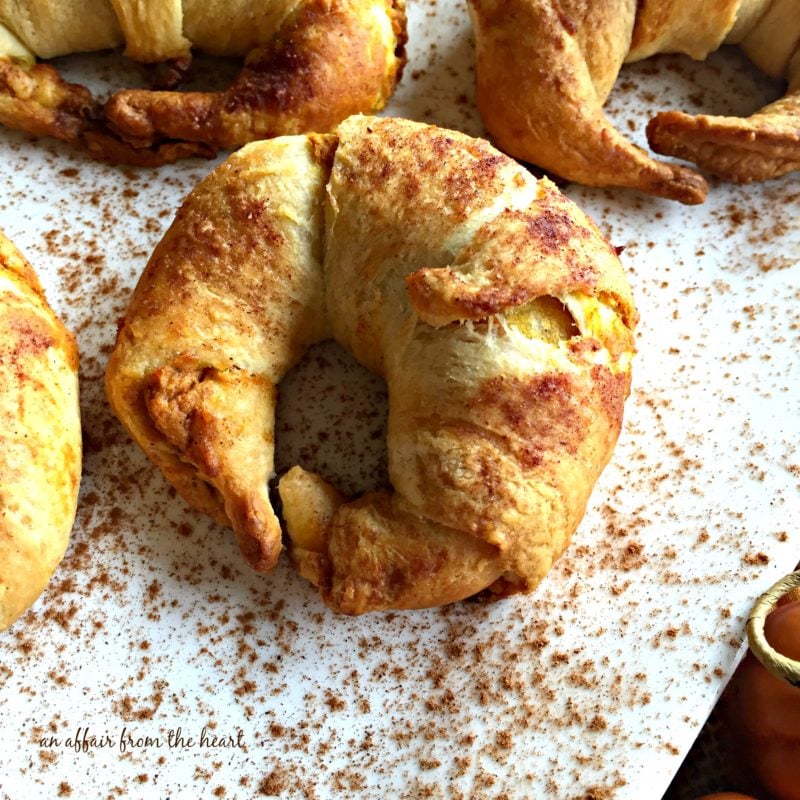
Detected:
[273,340,388,498]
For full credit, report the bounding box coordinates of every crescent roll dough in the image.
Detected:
[106,116,637,614]
[0,230,81,631]
[0,0,406,165]
[468,0,800,203]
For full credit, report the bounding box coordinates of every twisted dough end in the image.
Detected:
[647,89,800,182]
[0,58,91,143]
[468,0,708,204]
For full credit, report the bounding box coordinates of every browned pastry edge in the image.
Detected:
[0,56,219,164]
[468,0,709,205]
[405,181,642,334]
[647,88,800,182]
[0,0,406,165]
[0,59,91,143]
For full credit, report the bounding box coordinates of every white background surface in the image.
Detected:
[0,1,798,798]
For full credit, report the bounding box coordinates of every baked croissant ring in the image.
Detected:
[106,116,637,614]
[468,0,800,203]
[0,0,406,165]
[0,229,81,631]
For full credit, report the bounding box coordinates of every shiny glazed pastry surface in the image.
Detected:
[0,229,81,631]
[468,0,800,203]
[106,116,637,614]
[0,0,406,164]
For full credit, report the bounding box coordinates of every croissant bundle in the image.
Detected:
[0,230,81,631]
[105,116,637,614]
[468,0,800,203]
[0,0,406,164]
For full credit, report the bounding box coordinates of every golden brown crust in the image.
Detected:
[109,0,189,62]
[468,0,799,201]
[0,0,406,165]
[321,490,504,614]
[468,0,708,204]
[0,229,81,631]
[105,0,406,152]
[107,116,636,614]
[105,134,335,571]
[647,88,800,182]
[405,180,636,330]
[144,359,283,568]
